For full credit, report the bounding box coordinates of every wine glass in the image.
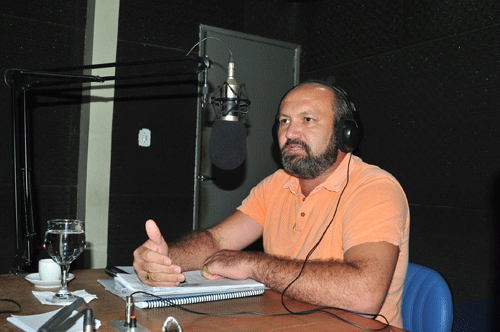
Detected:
[44,219,86,304]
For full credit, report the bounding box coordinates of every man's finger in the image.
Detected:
[145,219,165,244]
[201,263,222,280]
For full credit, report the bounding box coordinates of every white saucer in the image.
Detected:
[25,273,75,288]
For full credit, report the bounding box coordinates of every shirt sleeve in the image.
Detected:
[237,174,274,227]
[341,175,409,252]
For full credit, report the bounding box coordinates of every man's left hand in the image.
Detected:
[201,250,257,281]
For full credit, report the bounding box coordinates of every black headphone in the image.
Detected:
[330,85,363,153]
[274,83,363,153]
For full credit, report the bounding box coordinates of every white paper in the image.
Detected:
[31,289,98,306]
[114,269,265,297]
[7,308,101,332]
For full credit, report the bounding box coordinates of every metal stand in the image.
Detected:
[109,320,150,332]
[5,55,211,274]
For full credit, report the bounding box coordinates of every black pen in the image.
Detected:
[105,265,129,277]
[178,282,201,287]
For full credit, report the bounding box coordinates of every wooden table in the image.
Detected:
[0,269,406,331]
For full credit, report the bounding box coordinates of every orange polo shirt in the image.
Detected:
[237,155,409,328]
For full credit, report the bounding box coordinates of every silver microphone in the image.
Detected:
[221,55,239,121]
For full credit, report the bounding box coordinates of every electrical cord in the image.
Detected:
[129,154,389,331]
[4,68,24,88]
[130,288,388,331]
[277,153,389,331]
[129,291,354,318]
[280,153,354,306]
[186,37,233,58]
[0,298,22,314]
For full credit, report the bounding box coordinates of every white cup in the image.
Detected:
[39,258,61,281]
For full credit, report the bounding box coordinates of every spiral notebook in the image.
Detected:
[98,266,266,309]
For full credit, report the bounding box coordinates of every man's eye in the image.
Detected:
[280,118,289,124]
[305,117,313,122]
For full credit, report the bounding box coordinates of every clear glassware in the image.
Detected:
[44,219,86,304]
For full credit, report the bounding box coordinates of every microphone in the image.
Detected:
[83,308,95,332]
[208,55,249,170]
[37,297,86,332]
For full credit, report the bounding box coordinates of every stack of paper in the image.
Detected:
[98,267,266,308]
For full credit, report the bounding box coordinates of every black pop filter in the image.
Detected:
[208,120,246,170]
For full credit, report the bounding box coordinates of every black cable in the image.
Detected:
[185,37,233,57]
[0,298,22,314]
[130,290,389,331]
[280,153,353,306]
[277,153,390,331]
[129,154,389,331]
[130,291,339,318]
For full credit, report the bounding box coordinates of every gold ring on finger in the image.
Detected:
[146,272,153,282]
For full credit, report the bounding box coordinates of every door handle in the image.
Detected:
[197,175,216,182]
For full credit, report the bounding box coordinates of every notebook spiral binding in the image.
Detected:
[143,289,265,308]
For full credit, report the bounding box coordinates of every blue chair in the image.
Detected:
[402,262,453,332]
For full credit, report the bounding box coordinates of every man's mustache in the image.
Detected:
[281,139,310,154]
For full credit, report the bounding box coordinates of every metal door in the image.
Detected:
[194,25,300,230]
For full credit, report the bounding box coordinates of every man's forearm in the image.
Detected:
[249,252,384,314]
[168,230,221,271]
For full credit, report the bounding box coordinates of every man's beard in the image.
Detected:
[281,134,339,179]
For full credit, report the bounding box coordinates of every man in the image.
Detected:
[133,81,409,328]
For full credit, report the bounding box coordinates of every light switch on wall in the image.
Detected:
[138,128,151,147]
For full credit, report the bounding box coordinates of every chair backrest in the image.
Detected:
[402,262,453,332]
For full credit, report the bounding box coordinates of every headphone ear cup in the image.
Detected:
[337,117,362,152]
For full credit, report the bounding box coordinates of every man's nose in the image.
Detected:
[284,121,302,140]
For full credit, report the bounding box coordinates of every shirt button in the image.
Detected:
[300,212,305,217]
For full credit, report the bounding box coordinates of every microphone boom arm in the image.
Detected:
[5,54,212,274]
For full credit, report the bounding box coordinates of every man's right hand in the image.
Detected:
[132,219,185,286]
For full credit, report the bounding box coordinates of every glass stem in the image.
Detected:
[58,264,70,296]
